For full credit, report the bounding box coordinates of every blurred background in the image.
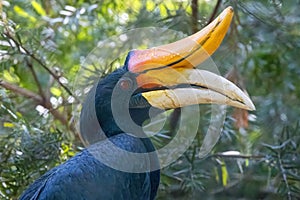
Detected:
[0,0,299,199]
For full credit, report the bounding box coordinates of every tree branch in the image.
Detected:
[206,0,222,25]
[26,58,46,101]
[0,80,43,103]
[2,31,80,103]
[1,31,80,138]
[191,0,198,33]
[277,152,292,200]
[48,107,68,126]
[0,80,72,133]
[210,153,264,160]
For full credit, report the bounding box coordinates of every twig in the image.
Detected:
[1,30,81,137]
[237,2,280,29]
[191,0,198,33]
[2,31,79,103]
[277,152,292,200]
[206,0,222,26]
[26,58,46,101]
[0,80,43,103]
[0,80,72,132]
[210,153,264,160]
[47,107,68,126]
[171,1,199,135]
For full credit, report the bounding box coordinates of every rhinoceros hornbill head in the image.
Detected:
[80,7,255,145]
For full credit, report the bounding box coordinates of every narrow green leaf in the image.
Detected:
[13,5,36,22]
[50,87,62,97]
[221,163,228,186]
[3,69,20,83]
[3,122,14,128]
[31,1,46,16]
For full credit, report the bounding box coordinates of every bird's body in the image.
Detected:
[20,66,161,200]
[20,133,159,200]
[20,7,255,200]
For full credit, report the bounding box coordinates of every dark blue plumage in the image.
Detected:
[20,133,159,200]
[19,8,254,199]
[20,65,160,200]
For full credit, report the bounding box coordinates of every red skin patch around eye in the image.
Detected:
[120,80,131,90]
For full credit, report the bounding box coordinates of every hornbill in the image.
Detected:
[20,7,255,200]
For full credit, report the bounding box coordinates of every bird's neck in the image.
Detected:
[96,105,160,153]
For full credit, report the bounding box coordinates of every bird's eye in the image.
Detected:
[118,78,133,91]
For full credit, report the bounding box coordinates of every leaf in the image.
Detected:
[50,87,62,97]
[13,5,37,22]
[225,68,249,129]
[214,167,219,182]
[233,108,249,129]
[3,69,20,83]
[146,1,155,11]
[159,4,168,17]
[3,122,14,128]
[221,162,229,186]
[1,1,10,7]
[16,112,22,118]
[31,1,46,16]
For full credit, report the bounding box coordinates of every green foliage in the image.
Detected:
[0,0,300,199]
[262,124,300,199]
[0,101,75,199]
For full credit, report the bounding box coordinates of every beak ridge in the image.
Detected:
[127,6,234,73]
[127,7,255,111]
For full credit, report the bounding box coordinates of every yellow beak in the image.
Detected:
[128,7,255,111]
